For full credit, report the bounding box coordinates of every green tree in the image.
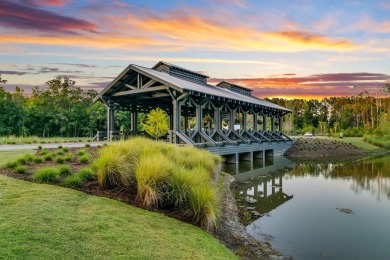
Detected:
[143,108,169,140]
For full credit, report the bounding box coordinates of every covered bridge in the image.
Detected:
[93,61,292,162]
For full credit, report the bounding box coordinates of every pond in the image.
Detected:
[225,155,390,259]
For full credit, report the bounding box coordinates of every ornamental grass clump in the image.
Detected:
[16,157,27,165]
[58,165,71,176]
[64,153,73,162]
[135,152,173,207]
[76,167,95,181]
[92,144,136,188]
[33,167,59,183]
[40,148,49,156]
[79,154,90,164]
[56,156,65,164]
[15,165,28,174]
[43,153,53,161]
[64,175,81,188]
[76,149,87,156]
[24,154,34,162]
[93,137,221,228]
[5,161,19,169]
[32,156,43,163]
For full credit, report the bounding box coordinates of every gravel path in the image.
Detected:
[0,142,105,151]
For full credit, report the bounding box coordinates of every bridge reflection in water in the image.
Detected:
[224,157,295,221]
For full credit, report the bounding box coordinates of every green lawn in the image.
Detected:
[0,150,35,166]
[0,175,235,259]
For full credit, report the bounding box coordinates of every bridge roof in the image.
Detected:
[94,63,291,113]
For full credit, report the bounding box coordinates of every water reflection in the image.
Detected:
[224,157,295,223]
[228,154,390,259]
[288,155,390,200]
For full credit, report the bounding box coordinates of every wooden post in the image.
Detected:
[230,108,235,131]
[131,111,138,132]
[279,116,283,132]
[253,112,258,131]
[172,99,180,144]
[214,106,221,131]
[243,110,247,131]
[107,105,114,141]
[263,113,267,131]
[271,115,275,132]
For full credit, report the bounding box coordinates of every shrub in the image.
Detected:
[56,150,64,156]
[64,153,73,162]
[85,144,91,148]
[58,165,72,176]
[56,157,65,164]
[38,146,42,150]
[58,145,63,149]
[16,157,27,165]
[43,153,53,161]
[5,161,18,168]
[79,154,90,164]
[24,154,34,162]
[76,149,87,156]
[15,165,28,174]
[33,167,59,183]
[40,148,49,155]
[33,156,43,163]
[62,147,69,152]
[76,167,95,181]
[64,175,82,188]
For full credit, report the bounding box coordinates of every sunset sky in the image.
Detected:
[1,0,390,99]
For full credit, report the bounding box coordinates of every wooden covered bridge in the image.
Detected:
[93,61,293,163]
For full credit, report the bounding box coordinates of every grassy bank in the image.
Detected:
[0,175,235,259]
[364,134,390,149]
[0,136,91,145]
[313,136,382,151]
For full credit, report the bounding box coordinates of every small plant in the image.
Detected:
[38,146,42,149]
[76,149,87,156]
[40,148,49,155]
[56,157,65,164]
[33,167,59,183]
[43,153,53,161]
[5,161,18,168]
[15,165,28,174]
[64,175,81,188]
[16,157,27,165]
[56,150,64,156]
[33,156,43,163]
[79,154,90,164]
[76,167,95,181]
[24,154,34,162]
[64,153,73,162]
[85,144,91,148]
[62,147,69,152]
[58,165,72,176]
[58,145,63,149]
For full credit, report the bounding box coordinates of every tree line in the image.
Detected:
[1,75,389,138]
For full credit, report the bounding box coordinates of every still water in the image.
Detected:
[225,155,390,259]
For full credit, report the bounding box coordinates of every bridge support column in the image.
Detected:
[107,105,114,141]
[279,116,283,132]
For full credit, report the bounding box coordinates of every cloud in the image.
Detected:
[0,70,28,75]
[51,63,98,68]
[18,0,70,7]
[0,2,358,52]
[0,0,98,34]
[351,15,390,34]
[210,72,390,99]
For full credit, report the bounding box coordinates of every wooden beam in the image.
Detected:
[125,83,137,90]
[112,86,167,97]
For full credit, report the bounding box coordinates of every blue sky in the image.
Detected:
[0,0,389,99]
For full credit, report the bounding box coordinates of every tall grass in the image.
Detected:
[0,136,90,145]
[93,137,222,228]
[364,134,390,149]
